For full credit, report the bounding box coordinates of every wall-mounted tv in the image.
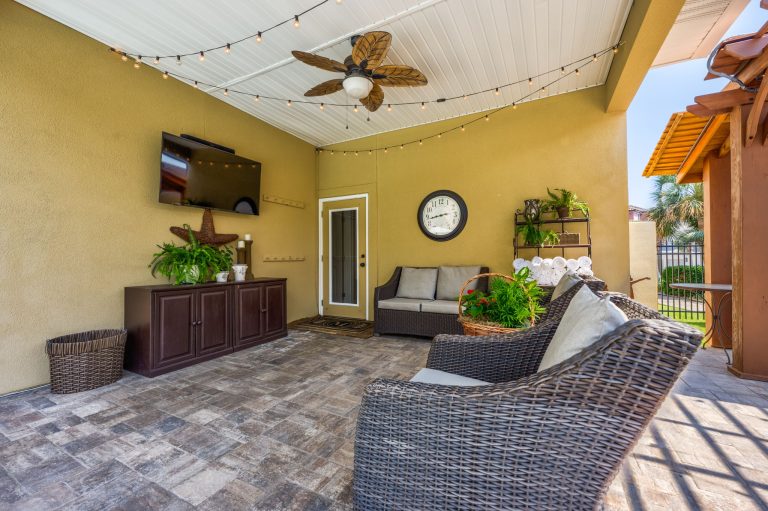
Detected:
[159,132,261,215]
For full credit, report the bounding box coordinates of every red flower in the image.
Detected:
[466,289,474,295]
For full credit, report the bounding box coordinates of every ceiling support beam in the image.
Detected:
[604,0,685,113]
[676,114,726,184]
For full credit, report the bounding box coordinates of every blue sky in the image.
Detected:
[626,0,763,208]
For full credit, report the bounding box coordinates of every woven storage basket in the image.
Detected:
[457,273,532,336]
[46,329,127,394]
[559,232,580,245]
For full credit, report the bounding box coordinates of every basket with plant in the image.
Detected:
[149,226,234,285]
[458,268,546,336]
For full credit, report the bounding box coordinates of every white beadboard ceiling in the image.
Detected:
[18,0,636,146]
[653,0,749,67]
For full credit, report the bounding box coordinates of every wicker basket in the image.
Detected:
[457,273,532,336]
[46,329,127,394]
[559,232,580,245]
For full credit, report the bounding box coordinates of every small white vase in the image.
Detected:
[215,271,229,283]
[232,264,248,282]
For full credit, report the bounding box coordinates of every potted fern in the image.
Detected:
[517,218,560,247]
[149,226,233,285]
[544,188,590,219]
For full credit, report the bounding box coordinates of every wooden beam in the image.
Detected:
[695,89,756,110]
[762,0,768,10]
[730,45,768,89]
[722,36,768,61]
[687,103,731,117]
[719,136,731,157]
[746,77,768,147]
[729,106,744,376]
[677,114,727,183]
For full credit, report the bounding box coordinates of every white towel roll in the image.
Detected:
[552,256,566,269]
[578,256,592,269]
[513,258,526,271]
[531,256,543,265]
[578,268,594,277]
[566,259,579,271]
[542,258,553,271]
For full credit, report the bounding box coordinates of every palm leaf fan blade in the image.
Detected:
[372,65,428,87]
[360,84,384,112]
[304,79,344,97]
[351,31,392,68]
[291,50,347,73]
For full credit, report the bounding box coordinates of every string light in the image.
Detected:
[561,67,565,74]
[494,88,500,96]
[254,95,260,102]
[461,125,465,132]
[613,45,619,54]
[225,43,231,54]
[463,95,468,100]
[176,55,182,65]
[153,56,160,65]
[287,99,292,107]
[484,114,489,121]
[400,145,404,150]
[256,32,263,43]
[354,151,358,156]
[384,148,388,153]
[194,81,198,88]
[320,103,325,111]
[293,15,301,28]
[199,51,205,62]
[133,57,141,69]
[512,102,517,110]
[575,68,580,75]
[163,71,169,79]
[387,104,392,112]
[528,77,533,86]
[419,140,423,145]
[224,89,229,96]
[353,105,359,113]
[336,0,342,3]
[121,53,128,62]
[592,54,597,62]
[420,102,426,110]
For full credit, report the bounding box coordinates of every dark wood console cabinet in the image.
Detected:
[124,278,287,377]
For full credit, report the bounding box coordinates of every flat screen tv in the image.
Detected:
[159,132,261,215]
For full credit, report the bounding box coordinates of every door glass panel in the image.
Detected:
[330,209,357,304]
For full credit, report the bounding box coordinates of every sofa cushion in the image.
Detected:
[378,298,423,312]
[421,300,459,315]
[436,265,482,300]
[396,267,438,300]
[538,285,628,372]
[550,270,582,301]
[410,368,490,386]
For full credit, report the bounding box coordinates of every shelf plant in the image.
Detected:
[149,226,233,285]
[517,217,560,247]
[461,268,545,328]
[544,188,590,219]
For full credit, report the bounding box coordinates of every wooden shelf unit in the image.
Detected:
[514,211,592,259]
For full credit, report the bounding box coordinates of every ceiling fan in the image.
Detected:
[291,31,428,112]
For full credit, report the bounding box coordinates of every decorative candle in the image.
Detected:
[237,240,245,248]
[244,233,252,241]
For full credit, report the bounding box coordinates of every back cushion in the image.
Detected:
[538,285,628,372]
[396,267,439,300]
[436,266,482,300]
[550,270,582,301]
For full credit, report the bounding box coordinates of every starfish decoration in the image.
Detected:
[170,208,238,246]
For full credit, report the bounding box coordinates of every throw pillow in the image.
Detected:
[538,285,628,372]
[396,267,439,300]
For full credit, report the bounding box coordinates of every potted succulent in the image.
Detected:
[458,268,546,335]
[517,218,560,247]
[149,226,233,285]
[544,188,590,219]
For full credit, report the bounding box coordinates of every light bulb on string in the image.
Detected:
[194,81,198,89]
[561,67,565,74]
[121,53,128,62]
[354,151,358,156]
[293,15,300,28]
[256,32,262,43]
[384,148,388,153]
[287,100,292,107]
[225,43,231,54]
[153,56,160,65]
[420,102,426,110]
[528,77,533,87]
[575,68,580,75]
[512,102,517,110]
[400,145,404,150]
[461,125,465,132]
[494,88,500,96]
[199,51,205,61]
[176,55,182,65]
[592,54,597,62]
[336,0,342,3]
[162,71,169,79]
[613,45,619,54]
[485,114,489,121]
[320,103,325,111]
[353,105,358,113]
[254,95,260,102]
[387,104,392,112]
[223,89,229,96]
[419,140,423,145]
[133,57,141,69]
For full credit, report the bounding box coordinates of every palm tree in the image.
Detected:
[648,175,703,243]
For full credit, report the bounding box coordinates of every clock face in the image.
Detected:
[418,190,468,241]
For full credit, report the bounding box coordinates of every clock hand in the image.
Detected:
[429,213,449,220]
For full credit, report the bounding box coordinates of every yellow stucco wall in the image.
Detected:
[319,87,631,318]
[0,2,318,394]
[628,221,659,310]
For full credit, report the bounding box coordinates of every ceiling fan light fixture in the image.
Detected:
[342,75,373,100]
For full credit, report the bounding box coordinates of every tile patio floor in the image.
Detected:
[0,331,766,510]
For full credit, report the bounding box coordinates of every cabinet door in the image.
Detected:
[196,287,231,356]
[234,284,263,347]
[263,282,286,337]
[153,290,196,368]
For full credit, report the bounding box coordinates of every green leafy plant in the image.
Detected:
[659,265,704,298]
[461,267,545,328]
[544,188,590,218]
[149,226,233,285]
[517,218,560,246]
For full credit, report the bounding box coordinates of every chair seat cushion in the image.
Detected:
[420,299,459,315]
[436,265,482,300]
[396,267,438,300]
[410,368,490,386]
[538,285,628,372]
[378,298,423,312]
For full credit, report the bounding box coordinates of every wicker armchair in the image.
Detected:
[353,294,702,511]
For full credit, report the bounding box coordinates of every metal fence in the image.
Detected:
[657,242,705,320]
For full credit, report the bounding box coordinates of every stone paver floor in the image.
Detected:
[0,331,766,510]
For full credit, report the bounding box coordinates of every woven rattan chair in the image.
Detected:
[353,293,702,511]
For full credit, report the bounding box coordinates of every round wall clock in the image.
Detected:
[417,190,468,241]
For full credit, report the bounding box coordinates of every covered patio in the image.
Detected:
[1,332,766,510]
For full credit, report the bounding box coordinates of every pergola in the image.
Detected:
[644,11,768,381]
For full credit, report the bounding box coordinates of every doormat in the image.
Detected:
[289,315,374,339]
